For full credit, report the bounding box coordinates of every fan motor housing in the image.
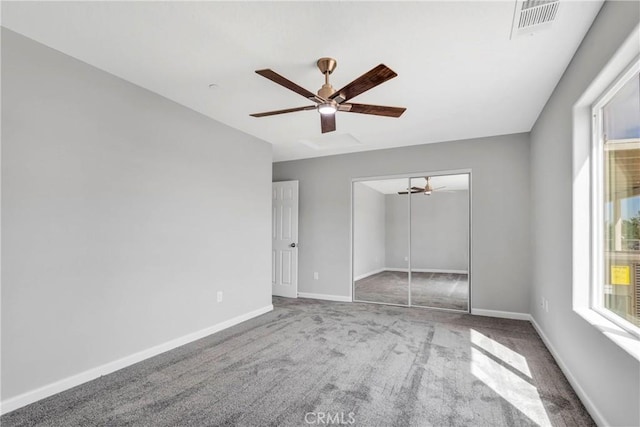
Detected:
[318,83,335,99]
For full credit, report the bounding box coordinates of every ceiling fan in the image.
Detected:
[398,177,446,196]
[250,58,406,133]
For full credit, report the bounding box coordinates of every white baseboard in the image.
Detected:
[385,267,468,274]
[529,316,609,427]
[297,292,352,302]
[470,308,531,321]
[0,304,274,415]
[353,268,385,281]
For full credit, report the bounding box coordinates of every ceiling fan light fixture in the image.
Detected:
[251,60,404,133]
[318,102,337,115]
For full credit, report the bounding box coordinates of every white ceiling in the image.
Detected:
[1,1,603,162]
[361,174,469,195]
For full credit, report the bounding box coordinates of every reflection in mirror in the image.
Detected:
[353,179,408,305]
[410,174,469,311]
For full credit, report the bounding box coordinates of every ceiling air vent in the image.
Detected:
[510,0,560,39]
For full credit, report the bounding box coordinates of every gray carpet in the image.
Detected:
[1,297,594,427]
[355,271,469,311]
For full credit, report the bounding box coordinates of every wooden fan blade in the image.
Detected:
[399,188,423,194]
[329,64,397,102]
[321,114,336,133]
[251,105,316,117]
[255,69,319,102]
[344,103,406,118]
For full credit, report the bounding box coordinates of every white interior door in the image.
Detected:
[272,181,298,298]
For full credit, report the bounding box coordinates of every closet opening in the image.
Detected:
[352,171,471,312]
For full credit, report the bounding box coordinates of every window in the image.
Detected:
[592,60,640,337]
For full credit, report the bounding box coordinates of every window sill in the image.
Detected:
[575,308,640,362]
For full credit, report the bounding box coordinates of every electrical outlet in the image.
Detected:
[217,291,223,303]
[313,272,319,280]
[545,299,549,313]
[404,256,409,261]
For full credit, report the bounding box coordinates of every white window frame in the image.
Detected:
[572,23,640,361]
[590,59,640,339]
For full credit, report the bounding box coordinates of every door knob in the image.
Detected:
[290,243,297,248]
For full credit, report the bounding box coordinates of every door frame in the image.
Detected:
[350,168,472,312]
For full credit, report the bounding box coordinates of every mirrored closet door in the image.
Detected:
[409,175,469,311]
[353,179,408,306]
[352,173,470,312]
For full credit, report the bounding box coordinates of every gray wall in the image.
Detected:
[386,191,469,271]
[273,133,530,313]
[1,29,272,400]
[384,194,409,271]
[529,2,640,426]
[352,183,386,278]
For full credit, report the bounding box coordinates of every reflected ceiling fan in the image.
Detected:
[398,177,446,196]
[250,58,406,133]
